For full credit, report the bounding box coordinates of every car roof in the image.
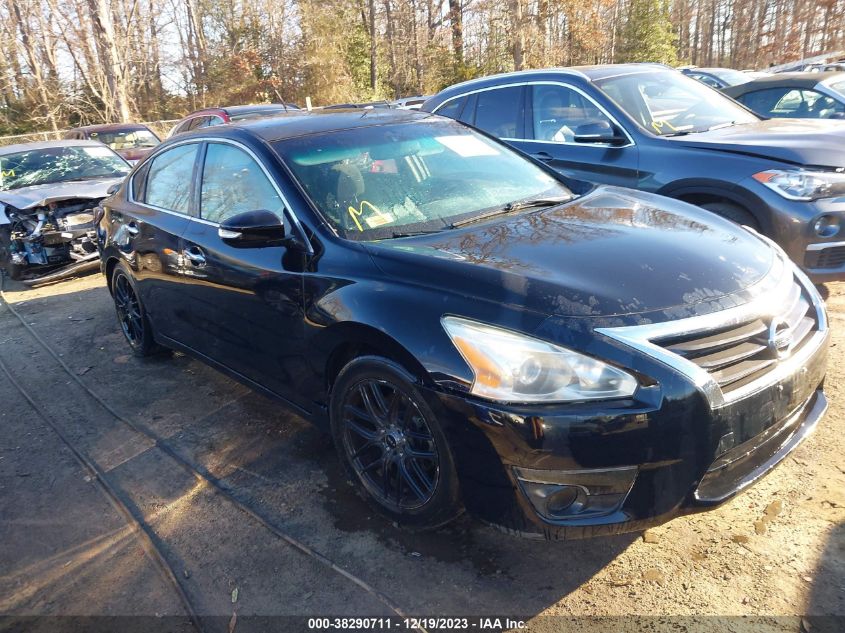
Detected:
[72,123,152,133]
[0,139,111,156]
[179,109,437,143]
[421,64,672,108]
[686,67,738,74]
[186,104,293,117]
[724,71,845,94]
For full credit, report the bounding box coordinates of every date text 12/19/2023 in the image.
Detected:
[307,617,528,630]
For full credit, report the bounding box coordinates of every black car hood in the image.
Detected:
[365,187,775,319]
[666,119,845,167]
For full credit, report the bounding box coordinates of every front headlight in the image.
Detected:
[753,169,845,201]
[441,316,638,403]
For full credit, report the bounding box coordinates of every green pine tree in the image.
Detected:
[617,0,679,65]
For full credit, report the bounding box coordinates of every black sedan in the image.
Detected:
[723,72,845,120]
[97,110,829,538]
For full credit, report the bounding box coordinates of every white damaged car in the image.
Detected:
[0,140,129,281]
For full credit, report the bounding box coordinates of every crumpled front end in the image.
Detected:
[1,197,102,281]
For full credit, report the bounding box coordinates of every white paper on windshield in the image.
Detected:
[435,135,500,157]
[82,146,115,158]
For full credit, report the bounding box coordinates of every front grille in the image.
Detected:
[811,245,845,269]
[656,278,817,394]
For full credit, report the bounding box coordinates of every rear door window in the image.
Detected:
[434,97,466,120]
[472,86,525,139]
[144,143,199,214]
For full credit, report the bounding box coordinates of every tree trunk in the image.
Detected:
[86,0,132,122]
[369,0,377,90]
[448,0,462,61]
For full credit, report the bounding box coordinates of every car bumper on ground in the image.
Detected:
[424,328,828,540]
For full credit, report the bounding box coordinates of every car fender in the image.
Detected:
[657,179,774,235]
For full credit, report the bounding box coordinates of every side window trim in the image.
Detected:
[434,80,635,148]
[191,141,208,219]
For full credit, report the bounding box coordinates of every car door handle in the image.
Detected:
[532,151,553,162]
[126,222,139,236]
[183,246,206,266]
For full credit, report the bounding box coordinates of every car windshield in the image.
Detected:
[89,128,159,150]
[274,119,573,240]
[0,145,129,191]
[595,69,758,136]
[710,69,751,86]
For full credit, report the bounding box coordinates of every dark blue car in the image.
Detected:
[422,64,845,283]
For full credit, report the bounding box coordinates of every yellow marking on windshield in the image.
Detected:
[651,119,678,134]
[348,200,393,231]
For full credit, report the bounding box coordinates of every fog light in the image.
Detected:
[515,466,637,522]
[813,215,840,238]
[546,486,585,516]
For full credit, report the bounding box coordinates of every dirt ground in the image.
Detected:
[0,273,843,633]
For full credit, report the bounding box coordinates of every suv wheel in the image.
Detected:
[330,356,462,529]
[111,263,162,357]
[701,201,760,231]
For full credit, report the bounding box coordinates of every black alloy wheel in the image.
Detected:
[330,356,462,529]
[111,263,161,357]
[114,272,143,347]
[341,378,440,510]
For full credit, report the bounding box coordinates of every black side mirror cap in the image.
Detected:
[573,121,627,146]
[218,209,288,248]
[107,183,121,195]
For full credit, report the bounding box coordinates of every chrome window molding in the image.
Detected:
[596,255,828,409]
[128,136,313,255]
[431,80,636,149]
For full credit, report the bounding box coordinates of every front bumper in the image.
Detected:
[425,329,828,540]
[747,185,845,283]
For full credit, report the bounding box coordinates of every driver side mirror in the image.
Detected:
[107,183,121,196]
[573,121,628,146]
[218,209,287,248]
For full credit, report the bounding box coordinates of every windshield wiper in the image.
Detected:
[450,196,571,228]
[664,121,740,137]
[707,121,739,131]
[390,229,444,238]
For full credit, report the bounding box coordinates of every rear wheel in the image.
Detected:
[111,263,161,357]
[330,356,462,530]
[701,201,760,231]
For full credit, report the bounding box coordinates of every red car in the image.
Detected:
[65,123,160,164]
[168,104,300,137]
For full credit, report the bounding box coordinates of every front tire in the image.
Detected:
[329,356,462,529]
[701,201,760,231]
[111,263,161,357]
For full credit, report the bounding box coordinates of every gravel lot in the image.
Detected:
[0,274,843,632]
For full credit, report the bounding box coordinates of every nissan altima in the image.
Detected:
[97,110,829,539]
